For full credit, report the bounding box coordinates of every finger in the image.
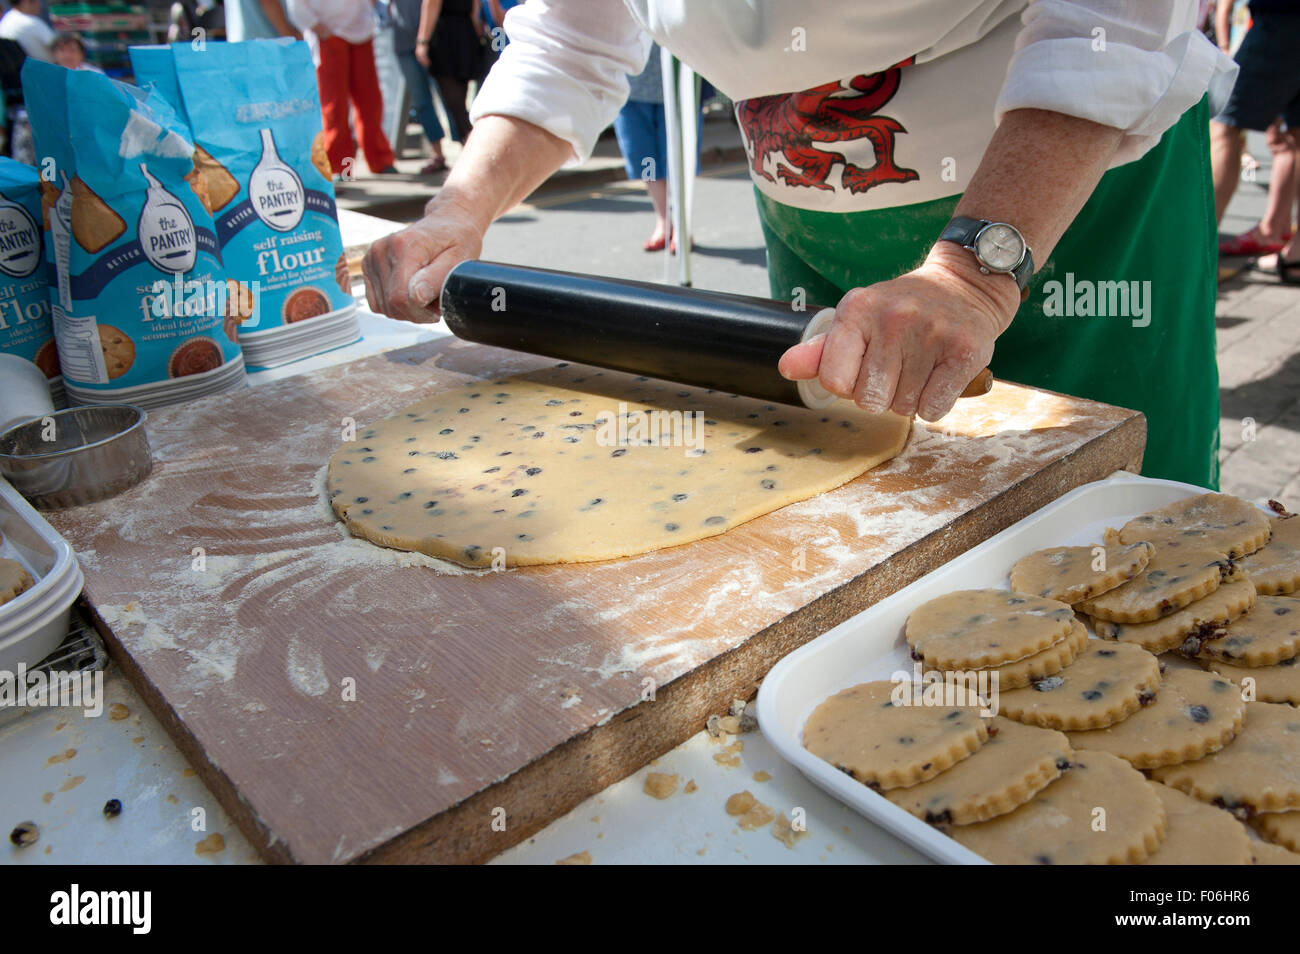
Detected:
[362,247,382,314]
[918,337,987,422]
[889,347,935,418]
[409,262,442,318]
[777,334,824,381]
[817,318,867,398]
[854,332,901,414]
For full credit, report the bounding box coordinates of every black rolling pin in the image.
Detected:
[440,261,992,409]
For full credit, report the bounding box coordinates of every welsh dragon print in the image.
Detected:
[737,61,919,195]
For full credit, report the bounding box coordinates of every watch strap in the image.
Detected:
[939,215,1034,294]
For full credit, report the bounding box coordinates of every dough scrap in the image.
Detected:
[326,363,911,567]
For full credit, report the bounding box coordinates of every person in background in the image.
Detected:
[225,0,300,40]
[50,33,102,72]
[415,0,482,145]
[1209,0,1300,277]
[288,0,399,176]
[611,41,698,253]
[390,0,448,174]
[0,0,53,61]
[476,0,518,79]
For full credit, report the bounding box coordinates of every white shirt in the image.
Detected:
[0,9,54,62]
[470,0,1237,213]
[287,0,375,65]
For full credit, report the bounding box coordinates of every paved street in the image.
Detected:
[344,120,1300,501]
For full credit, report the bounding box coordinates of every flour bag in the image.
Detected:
[129,40,359,369]
[20,60,245,408]
[0,157,61,403]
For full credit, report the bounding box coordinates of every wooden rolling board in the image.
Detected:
[48,337,1145,864]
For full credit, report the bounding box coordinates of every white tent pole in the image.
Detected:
[677,63,698,286]
[660,46,685,285]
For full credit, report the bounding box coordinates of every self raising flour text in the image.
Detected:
[1040,272,1152,327]
[594,403,705,453]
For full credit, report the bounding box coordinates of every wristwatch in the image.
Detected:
[939,215,1034,299]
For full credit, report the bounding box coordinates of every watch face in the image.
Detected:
[975,223,1024,272]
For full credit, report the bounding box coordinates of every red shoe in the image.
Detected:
[644,235,667,252]
[1219,227,1292,257]
[418,156,447,175]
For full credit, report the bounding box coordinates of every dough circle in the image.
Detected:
[326,364,911,567]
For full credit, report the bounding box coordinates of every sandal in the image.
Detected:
[1219,227,1292,257]
[418,156,447,175]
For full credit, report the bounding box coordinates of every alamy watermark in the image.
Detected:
[1040,272,1151,328]
[0,667,103,717]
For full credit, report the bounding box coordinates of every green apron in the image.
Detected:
[756,97,1220,489]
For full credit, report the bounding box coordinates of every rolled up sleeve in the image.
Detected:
[995,0,1239,165]
[469,0,653,163]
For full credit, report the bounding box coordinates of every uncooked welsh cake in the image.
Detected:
[1240,514,1300,594]
[948,751,1168,865]
[1009,541,1153,604]
[1118,492,1270,559]
[326,363,911,567]
[802,680,990,791]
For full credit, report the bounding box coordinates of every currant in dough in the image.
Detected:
[326,363,911,567]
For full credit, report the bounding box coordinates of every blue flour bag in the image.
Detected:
[130,40,358,369]
[20,60,244,405]
[0,157,59,393]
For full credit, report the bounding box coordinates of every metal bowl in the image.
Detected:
[0,404,152,509]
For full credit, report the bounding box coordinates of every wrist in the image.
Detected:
[922,242,1023,327]
[425,187,492,236]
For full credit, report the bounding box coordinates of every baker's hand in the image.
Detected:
[778,244,1021,421]
[362,196,484,323]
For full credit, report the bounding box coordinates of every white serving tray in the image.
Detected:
[756,471,1223,865]
[0,475,84,672]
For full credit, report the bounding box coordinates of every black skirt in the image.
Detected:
[427,3,484,81]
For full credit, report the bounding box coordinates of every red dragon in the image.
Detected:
[737,63,919,195]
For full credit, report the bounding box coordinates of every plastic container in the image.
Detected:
[0,475,84,672]
[756,472,1221,865]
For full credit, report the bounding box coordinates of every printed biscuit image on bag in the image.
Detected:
[0,157,62,405]
[21,59,246,409]
[129,40,360,370]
